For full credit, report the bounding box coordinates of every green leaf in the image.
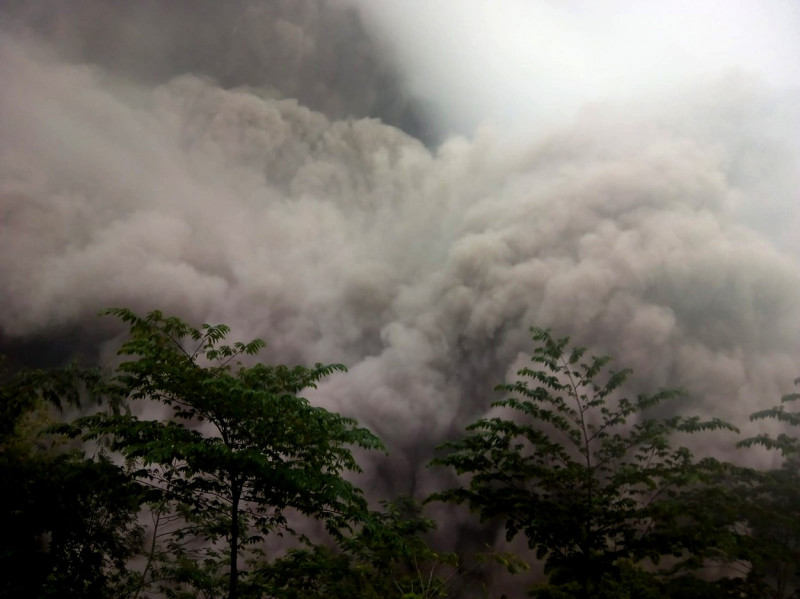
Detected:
[428,326,740,595]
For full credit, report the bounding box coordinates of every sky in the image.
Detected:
[1,0,799,505]
[357,0,800,136]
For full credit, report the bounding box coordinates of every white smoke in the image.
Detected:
[355,0,800,134]
[1,1,799,498]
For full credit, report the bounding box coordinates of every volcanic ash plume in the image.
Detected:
[1,1,800,497]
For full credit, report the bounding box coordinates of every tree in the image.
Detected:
[0,360,145,599]
[62,308,383,599]
[737,377,800,598]
[256,496,460,599]
[429,327,738,598]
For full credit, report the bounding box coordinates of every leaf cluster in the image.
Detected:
[5,312,800,599]
[430,328,739,597]
[256,496,458,599]
[0,362,145,599]
[52,308,384,598]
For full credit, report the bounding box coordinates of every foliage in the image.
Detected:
[4,314,800,599]
[0,357,99,440]
[57,308,384,599]
[740,377,800,457]
[736,378,800,599]
[256,496,459,599]
[429,327,739,598]
[0,361,145,599]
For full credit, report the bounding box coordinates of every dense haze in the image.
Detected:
[2,0,800,506]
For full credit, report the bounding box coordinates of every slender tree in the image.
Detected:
[430,327,738,598]
[63,308,383,599]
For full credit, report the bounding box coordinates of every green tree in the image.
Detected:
[737,377,800,598]
[61,308,383,599]
[0,361,144,599]
[429,328,738,598]
[256,496,459,599]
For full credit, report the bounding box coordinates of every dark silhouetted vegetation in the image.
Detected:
[2,310,798,598]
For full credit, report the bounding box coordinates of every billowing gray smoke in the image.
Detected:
[1,0,800,507]
[0,0,427,136]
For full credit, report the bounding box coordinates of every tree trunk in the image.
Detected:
[229,478,241,599]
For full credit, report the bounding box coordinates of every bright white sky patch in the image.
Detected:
[356,0,800,135]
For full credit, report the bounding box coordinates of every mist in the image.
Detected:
[357,1,800,134]
[2,0,800,508]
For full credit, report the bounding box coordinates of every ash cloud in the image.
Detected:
[1,0,800,504]
[0,0,429,139]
